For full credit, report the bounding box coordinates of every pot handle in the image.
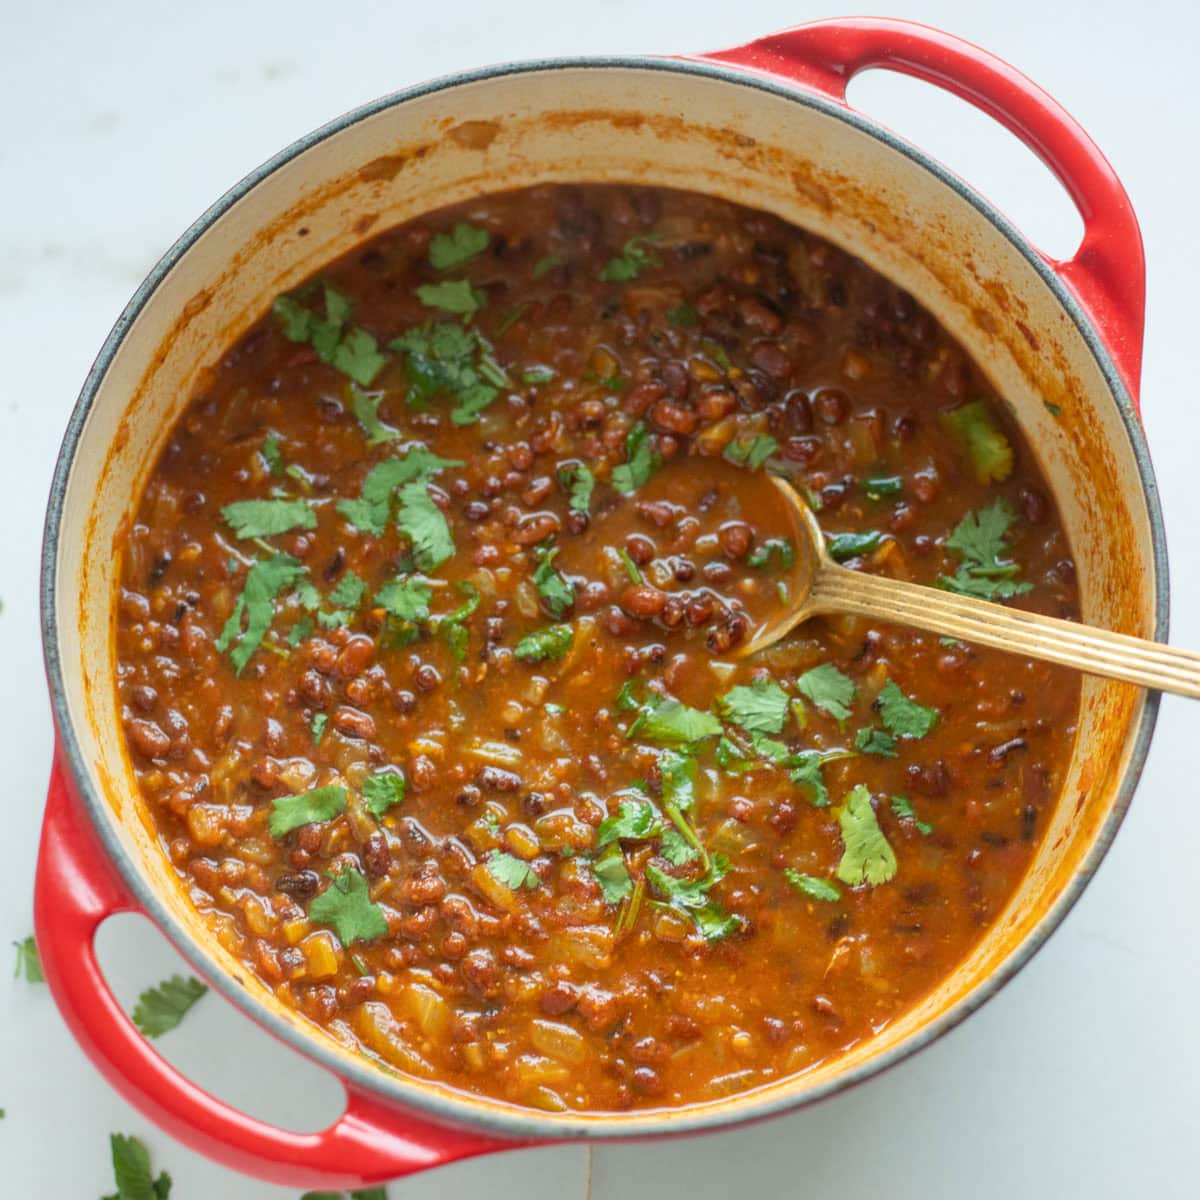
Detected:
[699,17,1146,404]
[34,757,518,1189]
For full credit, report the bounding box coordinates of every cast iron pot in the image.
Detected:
[36,16,1165,1190]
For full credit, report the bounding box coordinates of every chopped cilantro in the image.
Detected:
[132,975,207,1038]
[221,498,316,540]
[522,367,555,385]
[788,751,840,807]
[617,547,642,584]
[827,530,882,562]
[783,870,841,903]
[486,851,539,890]
[597,796,662,847]
[261,433,283,475]
[658,749,698,816]
[309,867,389,944]
[667,304,699,327]
[375,575,432,623]
[645,856,738,942]
[796,663,857,722]
[558,462,594,515]
[532,543,574,618]
[215,553,306,674]
[12,935,42,983]
[328,571,366,610]
[435,581,480,662]
[835,785,897,887]
[890,794,933,835]
[599,234,661,282]
[391,322,507,425]
[659,824,700,866]
[272,283,386,386]
[723,434,778,470]
[611,421,662,495]
[533,255,563,278]
[268,785,348,838]
[863,474,902,500]
[514,623,575,663]
[854,726,897,757]
[719,678,790,734]
[362,771,407,817]
[876,679,939,739]
[101,1133,172,1200]
[939,498,1032,600]
[627,694,722,745]
[396,481,455,571]
[337,446,462,536]
[417,279,486,318]
[311,712,328,743]
[715,735,755,775]
[592,843,633,905]
[350,386,398,447]
[940,399,1014,483]
[615,680,640,712]
[287,616,314,647]
[428,221,489,270]
[746,537,794,570]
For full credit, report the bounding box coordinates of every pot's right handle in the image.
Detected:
[700,17,1146,406]
[34,756,520,1189]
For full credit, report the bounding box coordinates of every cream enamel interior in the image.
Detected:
[48,63,1156,1134]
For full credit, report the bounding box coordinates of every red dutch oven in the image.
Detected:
[36,17,1165,1190]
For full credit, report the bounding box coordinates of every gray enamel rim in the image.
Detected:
[41,53,1167,1146]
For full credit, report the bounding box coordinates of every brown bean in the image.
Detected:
[620,584,668,618]
[625,534,656,565]
[299,669,330,708]
[332,707,376,740]
[415,664,441,692]
[336,635,375,679]
[478,765,523,792]
[129,684,158,714]
[695,387,736,422]
[512,512,561,545]
[127,719,170,760]
[250,757,278,789]
[275,870,321,899]
[410,754,438,790]
[813,387,849,425]
[541,980,580,1015]
[718,521,754,560]
[363,831,392,878]
[461,948,501,997]
[749,340,791,380]
[649,399,698,436]
[738,295,783,335]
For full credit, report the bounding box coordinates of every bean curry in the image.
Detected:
[116,184,1080,1113]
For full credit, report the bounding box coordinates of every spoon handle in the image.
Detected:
[809,565,1199,699]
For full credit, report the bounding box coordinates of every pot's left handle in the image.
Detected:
[35,757,517,1189]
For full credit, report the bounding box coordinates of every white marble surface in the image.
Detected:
[2,1,1196,1195]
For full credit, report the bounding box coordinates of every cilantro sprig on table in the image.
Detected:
[938,497,1032,600]
[12,935,42,983]
[101,1132,172,1200]
[132,975,207,1038]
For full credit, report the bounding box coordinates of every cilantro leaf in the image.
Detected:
[789,751,835,807]
[417,279,486,318]
[272,284,386,386]
[719,678,790,734]
[939,498,1032,600]
[486,851,539,890]
[558,462,594,515]
[261,433,283,475]
[667,304,699,328]
[221,498,316,540]
[746,537,795,570]
[396,481,455,571]
[611,421,661,495]
[435,580,480,662]
[532,543,574,618]
[375,575,432,623]
[617,548,641,584]
[598,795,662,848]
[269,785,348,838]
[392,321,505,424]
[12,935,42,983]
[328,571,366,611]
[783,870,841,902]
[827,530,882,563]
[940,399,1014,484]
[723,434,778,470]
[854,726,897,757]
[659,825,700,866]
[890,794,933,835]
[309,868,389,944]
[658,749,697,815]
[362,771,407,817]
[522,367,555,385]
[350,386,398,447]
[428,221,489,270]
[311,712,328,742]
[104,1133,172,1200]
[600,234,661,282]
[627,695,722,745]
[514,623,574,663]
[692,903,741,942]
[646,856,739,942]
[835,785,897,887]
[533,255,563,278]
[876,679,939,739]
[330,327,388,387]
[337,447,462,536]
[592,843,633,905]
[863,475,903,500]
[215,554,306,674]
[131,975,207,1038]
[796,663,857,722]
[287,616,314,647]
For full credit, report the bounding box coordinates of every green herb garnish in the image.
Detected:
[599,234,661,282]
[362,771,407,817]
[350,385,398,447]
[827,530,882,562]
[532,543,574,618]
[435,580,480,662]
[132,975,207,1038]
[591,843,633,905]
[215,553,306,674]
[835,785,897,887]
[795,663,857,722]
[375,575,433,623]
[221,498,315,540]
[309,867,389,944]
[486,851,539,890]
[337,446,462,536]
[939,498,1032,600]
[428,221,489,271]
[854,726,897,757]
[269,785,348,838]
[272,283,386,386]
[311,712,328,743]
[416,279,486,318]
[261,433,283,475]
[746,537,795,570]
[514,623,574,663]
[533,255,563,278]
[783,870,841,903]
[890,794,933,835]
[666,304,699,328]
[617,547,642,584]
[876,679,939,739]
[522,367,555,385]
[611,421,661,495]
[627,694,722,746]
[723,434,777,470]
[12,936,42,983]
[391,322,507,425]
[863,474,902,500]
[558,462,594,515]
[597,796,662,847]
[719,678,790,734]
[101,1133,172,1200]
[940,399,1014,483]
[396,481,455,571]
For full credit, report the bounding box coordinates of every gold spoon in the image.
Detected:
[740,475,1200,698]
